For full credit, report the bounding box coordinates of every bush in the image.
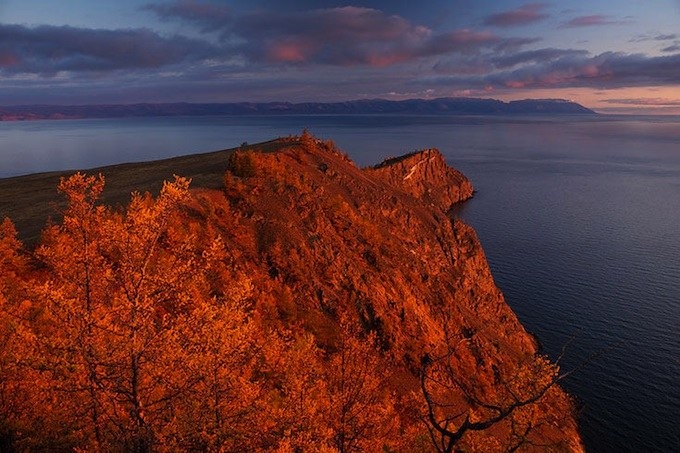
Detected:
[228,151,257,178]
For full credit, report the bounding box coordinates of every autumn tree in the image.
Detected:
[0,218,32,449]
[15,172,343,451]
[2,171,572,452]
[167,268,277,451]
[258,316,407,453]
[324,317,403,452]
[264,332,333,451]
[419,324,565,453]
[27,173,113,447]
[228,149,257,178]
[21,173,268,450]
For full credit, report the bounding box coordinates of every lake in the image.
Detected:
[1,114,679,451]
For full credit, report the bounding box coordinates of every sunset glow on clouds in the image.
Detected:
[0,0,679,113]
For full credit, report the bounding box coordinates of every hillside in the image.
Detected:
[0,140,289,245]
[0,134,583,451]
[0,97,596,121]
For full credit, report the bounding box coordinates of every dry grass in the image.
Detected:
[0,138,288,246]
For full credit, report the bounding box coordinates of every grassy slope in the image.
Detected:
[0,139,285,246]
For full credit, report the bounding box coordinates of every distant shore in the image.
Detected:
[0,97,596,121]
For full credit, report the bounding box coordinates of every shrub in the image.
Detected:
[228,151,257,178]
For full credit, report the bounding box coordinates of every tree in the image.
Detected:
[418,325,565,453]
[264,333,333,451]
[325,319,402,453]
[166,269,271,451]
[0,218,32,449]
[27,173,261,450]
[228,150,257,178]
[30,173,112,448]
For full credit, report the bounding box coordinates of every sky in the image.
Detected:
[0,0,679,113]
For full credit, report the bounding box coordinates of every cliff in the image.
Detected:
[195,136,583,450]
[0,135,583,451]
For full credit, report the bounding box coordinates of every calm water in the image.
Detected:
[1,115,679,451]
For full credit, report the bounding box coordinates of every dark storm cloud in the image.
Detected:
[483,3,549,27]
[232,7,500,66]
[142,0,231,31]
[0,23,215,74]
[561,15,625,28]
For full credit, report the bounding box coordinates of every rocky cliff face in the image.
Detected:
[180,135,583,451]
[368,149,474,212]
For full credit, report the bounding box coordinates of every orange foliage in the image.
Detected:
[0,160,578,452]
[0,173,413,452]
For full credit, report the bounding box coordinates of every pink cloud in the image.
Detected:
[503,63,608,88]
[483,3,549,27]
[267,41,311,63]
[505,80,526,88]
[238,7,501,67]
[0,52,20,67]
[562,15,624,28]
[479,51,680,91]
[601,97,680,106]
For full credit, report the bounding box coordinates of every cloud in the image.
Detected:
[629,33,678,43]
[483,3,549,27]
[143,0,231,32]
[432,56,493,75]
[489,52,680,89]
[416,50,680,93]
[432,47,587,76]
[493,37,543,52]
[601,98,680,106]
[232,7,500,66]
[3,3,679,104]
[661,44,680,53]
[654,33,678,41]
[0,24,215,74]
[561,15,626,28]
[147,5,508,66]
[492,48,589,68]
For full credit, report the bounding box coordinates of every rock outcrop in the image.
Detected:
[185,136,583,451]
[368,149,474,211]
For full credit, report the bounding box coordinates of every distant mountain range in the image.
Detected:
[0,98,595,121]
